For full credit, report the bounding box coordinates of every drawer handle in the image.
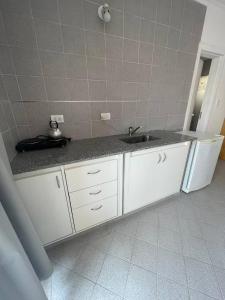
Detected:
[157,153,162,164]
[91,205,103,211]
[162,153,167,162]
[89,190,102,195]
[56,176,61,189]
[87,170,101,175]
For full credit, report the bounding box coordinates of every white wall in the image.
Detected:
[199,0,225,49]
[196,0,225,133]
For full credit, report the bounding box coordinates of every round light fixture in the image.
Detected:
[98,3,111,23]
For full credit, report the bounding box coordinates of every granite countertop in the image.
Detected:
[11,130,195,175]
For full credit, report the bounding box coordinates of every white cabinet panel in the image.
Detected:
[67,155,123,232]
[16,171,73,245]
[70,180,117,208]
[65,159,117,192]
[73,196,118,232]
[158,145,190,198]
[14,155,123,246]
[183,139,223,192]
[124,143,190,214]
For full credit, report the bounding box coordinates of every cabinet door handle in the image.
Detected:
[87,170,101,175]
[162,153,167,162]
[91,205,103,211]
[157,153,162,164]
[56,176,61,189]
[89,190,102,195]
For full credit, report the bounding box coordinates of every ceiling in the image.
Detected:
[197,0,225,8]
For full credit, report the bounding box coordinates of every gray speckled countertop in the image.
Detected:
[11,130,195,175]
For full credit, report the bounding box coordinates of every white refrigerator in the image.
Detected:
[178,131,224,193]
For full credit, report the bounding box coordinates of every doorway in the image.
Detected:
[189,57,212,131]
[184,44,225,133]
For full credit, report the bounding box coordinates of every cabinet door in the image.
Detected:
[16,171,73,245]
[124,150,162,213]
[124,143,190,214]
[158,144,190,198]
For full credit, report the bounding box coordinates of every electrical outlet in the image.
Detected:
[50,115,64,123]
[100,112,111,120]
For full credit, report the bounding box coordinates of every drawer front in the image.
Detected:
[73,196,117,232]
[70,181,117,208]
[65,160,118,192]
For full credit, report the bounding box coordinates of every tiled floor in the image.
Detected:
[43,160,225,300]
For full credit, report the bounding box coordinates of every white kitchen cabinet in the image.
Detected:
[73,196,118,231]
[70,181,117,209]
[16,169,73,246]
[65,159,118,192]
[64,155,123,232]
[13,142,190,245]
[124,142,190,214]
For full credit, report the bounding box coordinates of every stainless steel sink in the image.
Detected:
[120,135,159,144]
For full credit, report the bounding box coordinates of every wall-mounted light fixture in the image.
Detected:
[98,3,111,23]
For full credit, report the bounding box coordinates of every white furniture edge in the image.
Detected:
[15,166,76,246]
[128,142,190,157]
[14,155,123,246]
[123,141,191,214]
[63,154,123,218]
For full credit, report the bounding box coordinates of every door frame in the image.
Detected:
[183,41,225,131]
[189,58,204,131]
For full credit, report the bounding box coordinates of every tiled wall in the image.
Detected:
[0,0,206,148]
[0,26,18,161]
[0,97,17,161]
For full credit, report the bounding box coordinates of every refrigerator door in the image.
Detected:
[183,137,223,192]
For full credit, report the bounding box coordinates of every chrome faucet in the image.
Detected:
[128,126,142,136]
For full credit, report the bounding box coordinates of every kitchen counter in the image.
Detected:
[11,130,195,175]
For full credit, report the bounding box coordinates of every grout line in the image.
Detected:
[0,1,202,137]
[83,26,92,137]
[15,100,139,103]
[52,260,98,285]
[0,6,191,32]
[3,72,153,79]
[211,264,224,300]
[0,29,197,53]
[0,44,196,79]
[103,12,107,105]
[156,205,160,300]
[121,0,125,104]
[177,197,225,299]
[137,14,142,66]
[49,190,225,299]
[30,5,49,104]
[0,17,23,140]
[56,0,65,54]
[81,0,92,138]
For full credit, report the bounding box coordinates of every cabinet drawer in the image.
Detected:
[70,181,117,208]
[65,160,117,192]
[73,196,117,231]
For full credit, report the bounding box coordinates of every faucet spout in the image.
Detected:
[128,126,142,136]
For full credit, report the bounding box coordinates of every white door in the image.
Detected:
[158,145,190,198]
[124,150,161,213]
[16,171,73,245]
[124,143,190,214]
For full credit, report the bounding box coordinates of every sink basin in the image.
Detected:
[120,135,159,144]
